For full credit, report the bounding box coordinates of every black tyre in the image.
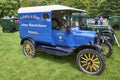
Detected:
[102,33,115,45]
[112,24,120,30]
[23,40,36,58]
[101,42,112,58]
[76,49,106,75]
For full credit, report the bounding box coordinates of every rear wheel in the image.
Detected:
[76,49,106,75]
[101,42,112,58]
[23,40,36,58]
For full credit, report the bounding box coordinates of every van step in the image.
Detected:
[36,45,76,56]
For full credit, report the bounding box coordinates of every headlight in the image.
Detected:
[94,33,100,44]
[108,26,115,34]
[108,26,111,30]
[108,26,114,31]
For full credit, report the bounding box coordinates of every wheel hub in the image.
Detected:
[27,48,30,52]
[25,43,34,55]
[87,60,93,65]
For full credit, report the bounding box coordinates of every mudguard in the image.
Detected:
[101,29,115,35]
[79,44,103,52]
[20,38,36,46]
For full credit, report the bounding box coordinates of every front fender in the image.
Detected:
[79,44,103,52]
[101,30,114,35]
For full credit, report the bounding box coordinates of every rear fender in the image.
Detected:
[20,38,36,46]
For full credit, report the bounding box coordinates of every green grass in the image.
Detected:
[0,27,120,80]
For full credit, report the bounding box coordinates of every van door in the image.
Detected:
[53,30,68,46]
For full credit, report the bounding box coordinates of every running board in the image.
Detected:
[36,45,76,56]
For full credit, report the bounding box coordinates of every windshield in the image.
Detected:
[71,13,87,28]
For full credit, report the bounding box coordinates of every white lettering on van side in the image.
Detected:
[21,24,28,27]
[28,30,39,35]
[20,23,47,28]
[29,23,47,28]
[20,15,40,20]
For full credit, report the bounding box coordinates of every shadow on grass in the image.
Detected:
[36,51,79,70]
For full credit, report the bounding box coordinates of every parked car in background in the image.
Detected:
[0,18,18,32]
[109,16,120,29]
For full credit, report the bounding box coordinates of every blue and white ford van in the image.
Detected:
[18,5,106,75]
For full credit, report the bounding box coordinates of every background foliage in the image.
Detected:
[0,0,18,17]
[0,0,120,18]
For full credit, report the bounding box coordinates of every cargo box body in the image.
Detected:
[19,12,53,44]
[18,5,96,47]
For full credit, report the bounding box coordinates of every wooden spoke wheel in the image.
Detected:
[76,49,106,75]
[101,42,112,58]
[23,40,36,58]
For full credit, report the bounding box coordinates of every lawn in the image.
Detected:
[0,27,120,80]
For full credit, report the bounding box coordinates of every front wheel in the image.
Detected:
[23,40,36,58]
[101,42,112,58]
[102,33,115,45]
[76,49,106,75]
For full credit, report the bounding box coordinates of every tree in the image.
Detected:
[0,0,18,18]
[21,0,30,7]
[28,0,49,6]
[0,0,117,18]
[100,0,120,17]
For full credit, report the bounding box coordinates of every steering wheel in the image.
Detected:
[59,19,68,30]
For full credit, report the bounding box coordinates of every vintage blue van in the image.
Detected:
[18,5,106,75]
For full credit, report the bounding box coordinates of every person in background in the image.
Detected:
[104,18,108,26]
[6,15,10,19]
[100,16,104,25]
[94,16,99,25]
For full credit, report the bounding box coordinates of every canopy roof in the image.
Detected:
[18,5,86,13]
